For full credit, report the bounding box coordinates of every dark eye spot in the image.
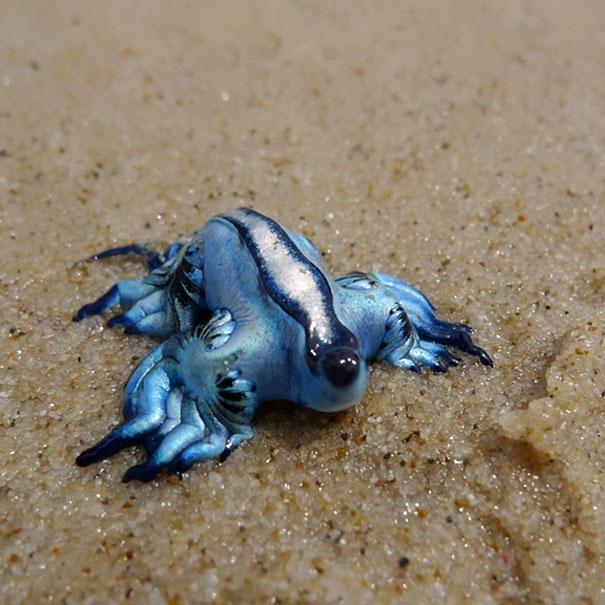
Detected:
[321,348,360,387]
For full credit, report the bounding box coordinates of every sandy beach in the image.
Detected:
[1,1,604,602]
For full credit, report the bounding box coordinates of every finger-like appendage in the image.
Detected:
[169,435,228,474]
[390,356,421,373]
[122,341,172,418]
[76,367,171,466]
[454,330,492,366]
[375,272,437,320]
[107,289,165,325]
[375,273,492,366]
[124,312,171,336]
[88,242,184,271]
[417,322,492,366]
[122,423,204,482]
[90,244,163,269]
[421,341,462,368]
[106,290,172,336]
[73,280,157,322]
[143,388,184,452]
[409,346,449,373]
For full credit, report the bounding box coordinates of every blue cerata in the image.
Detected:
[74,208,492,482]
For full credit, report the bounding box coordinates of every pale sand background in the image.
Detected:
[1,1,604,603]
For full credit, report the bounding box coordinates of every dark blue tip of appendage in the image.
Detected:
[106,314,127,328]
[107,312,141,334]
[219,445,234,463]
[122,463,161,483]
[458,331,493,366]
[476,347,493,366]
[73,284,120,322]
[171,462,193,475]
[90,244,163,270]
[72,307,88,322]
[441,351,462,367]
[417,322,493,367]
[76,430,132,467]
[81,241,183,272]
[76,444,108,467]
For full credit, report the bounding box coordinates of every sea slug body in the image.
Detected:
[73,208,492,482]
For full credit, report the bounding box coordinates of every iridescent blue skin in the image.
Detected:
[74,208,492,482]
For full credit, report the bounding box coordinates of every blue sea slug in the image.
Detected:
[74,208,492,482]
